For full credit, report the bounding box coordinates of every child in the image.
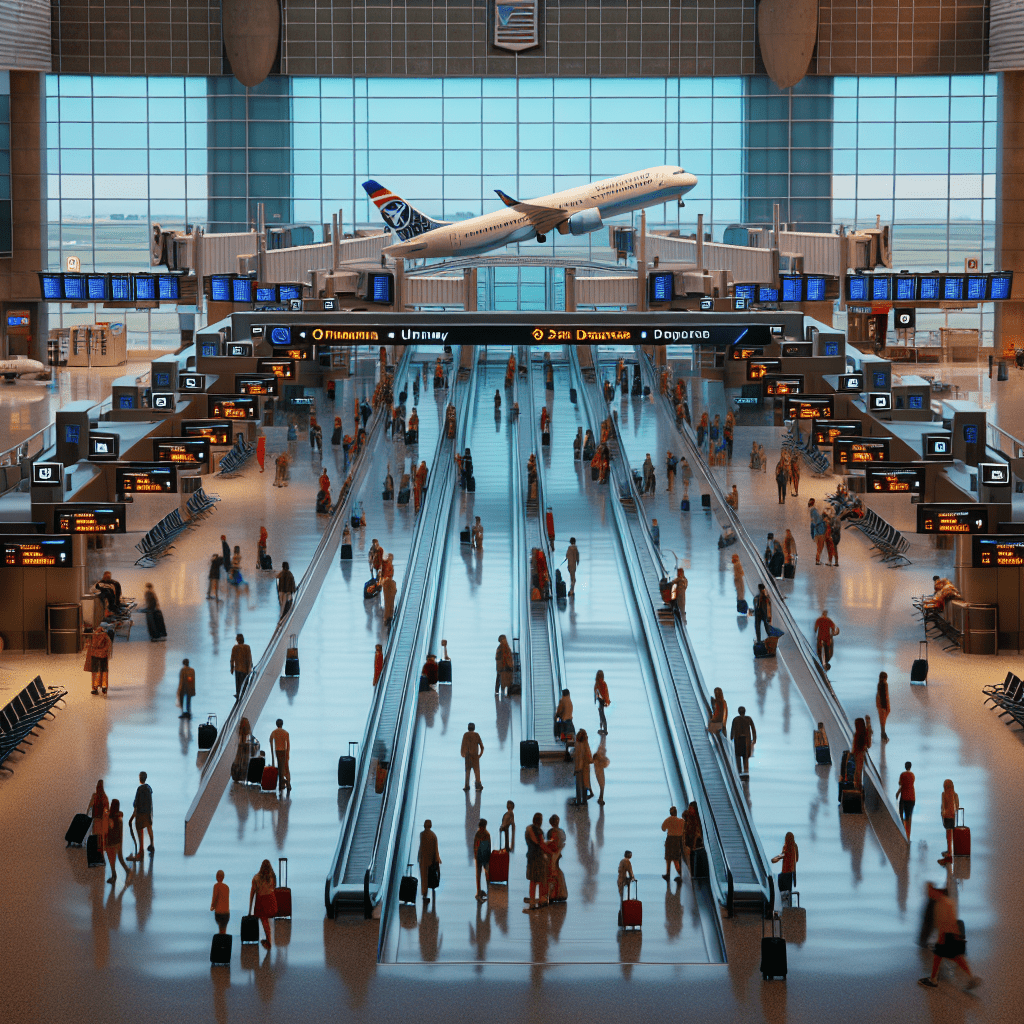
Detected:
[500,800,515,852]
[211,870,230,935]
[617,850,635,900]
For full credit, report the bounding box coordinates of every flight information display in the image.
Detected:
[210,397,258,420]
[54,504,127,534]
[747,359,782,381]
[764,375,804,396]
[88,433,120,460]
[780,342,813,357]
[784,396,834,421]
[833,437,891,465]
[865,464,926,494]
[812,419,862,445]
[922,433,953,459]
[154,438,210,466]
[973,535,1024,567]
[916,504,989,535]
[116,465,177,494]
[729,345,765,360]
[182,421,233,445]
[2,535,74,567]
[234,374,278,396]
[256,358,296,380]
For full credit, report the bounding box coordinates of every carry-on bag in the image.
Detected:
[284,633,300,676]
[842,787,864,814]
[66,813,92,847]
[555,570,567,601]
[781,890,807,946]
[461,527,471,545]
[338,741,357,787]
[198,714,218,751]
[466,475,476,492]
[340,543,353,560]
[814,743,832,765]
[591,466,599,480]
[240,915,260,944]
[382,489,394,501]
[911,640,928,684]
[681,499,690,511]
[520,738,539,768]
[438,658,452,683]
[542,431,550,447]
[701,493,711,509]
[618,879,642,929]
[247,755,266,785]
[737,598,748,614]
[783,563,795,579]
[489,834,510,884]
[363,579,380,600]
[953,807,971,856]
[397,487,410,505]
[274,858,292,918]
[569,387,578,403]
[261,765,279,792]
[87,834,104,867]
[691,844,709,879]
[760,912,788,979]
[427,862,441,890]
[260,552,273,570]
[210,932,232,964]
[399,864,418,904]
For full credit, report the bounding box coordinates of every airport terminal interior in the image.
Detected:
[4,3,1024,1023]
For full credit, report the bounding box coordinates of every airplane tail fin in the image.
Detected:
[495,189,519,208]
[362,180,449,242]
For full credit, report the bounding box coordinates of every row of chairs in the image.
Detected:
[218,435,255,475]
[134,507,190,567]
[0,676,68,773]
[186,486,220,521]
[984,671,1024,728]
[913,591,964,651]
[781,425,831,475]
[827,490,912,567]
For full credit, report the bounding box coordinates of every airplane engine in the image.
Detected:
[565,209,604,236]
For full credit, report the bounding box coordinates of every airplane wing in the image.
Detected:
[509,201,569,236]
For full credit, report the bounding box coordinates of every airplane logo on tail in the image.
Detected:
[362,180,449,242]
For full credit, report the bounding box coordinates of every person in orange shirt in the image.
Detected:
[895,761,916,839]
[813,609,838,669]
[413,461,428,513]
[593,670,610,735]
[318,468,331,504]
[373,644,384,686]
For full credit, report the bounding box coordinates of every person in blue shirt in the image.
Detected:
[651,518,660,547]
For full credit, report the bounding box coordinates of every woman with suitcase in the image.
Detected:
[143,583,166,642]
[87,779,109,854]
[248,860,278,950]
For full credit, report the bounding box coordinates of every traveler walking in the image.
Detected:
[753,584,772,641]
[730,706,757,776]
[87,780,109,853]
[726,484,739,511]
[221,535,232,574]
[257,526,269,570]
[809,499,827,563]
[771,832,799,896]
[830,514,843,566]
[460,723,485,790]
[230,633,252,699]
[573,728,593,804]
[732,553,746,604]
[545,507,555,546]
[373,644,384,686]
[594,670,610,734]
[939,779,959,864]
[673,566,688,621]
[143,583,166,641]
[813,609,838,669]
[495,635,514,696]
[662,806,685,882]
[642,453,656,494]
[207,554,221,599]
[851,717,870,791]
[896,761,916,839]
[789,457,800,496]
[876,672,891,740]
[724,410,735,460]
[768,538,785,578]
[783,529,798,572]
[651,518,660,548]
[368,539,383,580]
[418,820,441,903]
[775,458,789,504]
[617,851,635,900]
[414,460,428,513]
[382,574,397,630]
[555,688,574,747]
[276,561,296,616]
[682,802,703,872]
[918,883,981,990]
[104,799,132,885]
[565,537,580,596]
[592,738,609,804]
[94,571,123,616]
[707,687,728,734]
[130,771,154,854]
[472,516,484,550]
[474,819,491,900]
[177,659,195,718]
[524,814,552,911]
[823,511,838,566]
[573,427,583,460]
[546,815,567,904]
[85,622,113,695]
[268,718,291,795]
[249,859,278,950]
[230,546,245,587]
[211,870,230,935]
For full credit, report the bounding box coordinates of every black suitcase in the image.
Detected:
[569,387,577,403]
[399,864,418,904]
[842,787,864,814]
[737,599,748,614]
[691,845,709,878]
[87,834,104,867]
[260,552,273,570]
[911,640,928,683]
[382,489,394,501]
[438,659,452,683]
[397,488,410,505]
[520,738,540,767]
[461,528,471,545]
[340,543,352,560]
[591,466,599,480]
[760,913,788,979]
[542,431,550,447]
[681,499,690,511]
[66,813,92,847]
[783,563,795,579]
[241,915,260,944]
[198,714,218,751]
[701,493,711,509]
[284,633,300,677]
[404,430,415,444]
[152,608,166,638]
[466,475,476,492]
[247,755,266,785]
[555,570,566,601]
[211,933,232,965]
[363,579,380,600]
[338,741,357,787]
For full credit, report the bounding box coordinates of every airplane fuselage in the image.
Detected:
[381,165,697,259]
[0,356,46,381]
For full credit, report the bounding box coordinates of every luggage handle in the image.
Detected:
[278,857,287,888]
[622,878,637,902]
[956,807,965,827]
[788,890,801,909]
[349,741,357,756]
[289,633,297,647]
[920,640,928,656]
[762,909,782,938]
[207,714,217,726]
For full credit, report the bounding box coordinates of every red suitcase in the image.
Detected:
[274,858,292,918]
[618,879,642,929]
[489,837,509,884]
[261,765,279,792]
[953,808,971,856]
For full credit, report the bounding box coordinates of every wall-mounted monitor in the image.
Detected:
[784,396,834,421]
[989,272,1013,300]
[182,421,233,445]
[39,273,62,299]
[86,275,109,301]
[918,276,941,301]
[210,275,232,303]
[812,419,862,446]
[979,461,1011,487]
[973,535,1024,567]
[894,275,917,301]
[838,373,864,392]
[267,325,292,346]
[823,339,840,357]
[278,284,302,302]
[865,464,926,495]
[54,504,127,534]
[118,394,135,410]
[110,274,133,301]
[64,424,80,445]
[729,345,765,361]
[918,504,989,535]
[847,276,869,302]
[256,358,296,380]
[152,392,175,411]
[157,274,180,301]
[780,341,813,357]
[780,275,803,302]
[116,464,177,494]
[1,535,73,567]
[88,433,120,461]
[234,374,278,396]
[941,275,965,301]
[758,286,779,303]
[648,273,674,302]
[134,275,156,301]
[31,461,63,487]
[963,424,979,444]
[210,397,258,420]
[61,275,86,301]
[805,276,827,302]
[747,359,782,381]
[256,285,277,303]
[152,369,173,390]
[734,284,756,303]
[232,277,253,304]
[226,341,254,358]
[921,432,953,459]
[154,437,211,466]
[870,276,892,301]
[966,276,987,301]
[868,392,892,412]
[178,372,204,392]
[763,375,804,396]
[833,437,891,465]
[366,273,393,304]
[698,296,714,311]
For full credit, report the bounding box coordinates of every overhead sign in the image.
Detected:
[182,420,233,445]
[979,462,1011,487]
[210,397,258,420]
[154,438,211,466]
[973,535,1024,567]
[834,436,891,466]
[922,432,953,460]
[88,433,120,461]
[54,504,127,534]
[31,462,63,487]
[747,359,782,381]
[729,345,765,361]
[812,419,862,446]
[178,372,205,392]
[784,396,834,421]
[865,464,926,494]
[116,464,178,494]
[2,535,74,567]
[234,374,278,396]
[781,341,813,358]
[763,375,804,396]
[256,358,295,379]
[916,504,989,535]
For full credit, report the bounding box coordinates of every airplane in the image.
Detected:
[0,356,48,382]
[362,165,698,262]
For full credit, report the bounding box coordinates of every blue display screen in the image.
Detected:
[990,274,1012,300]
[278,285,301,301]
[65,424,80,444]
[871,276,891,301]
[650,274,673,301]
[919,277,941,301]
[201,341,218,358]
[848,277,868,302]
[781,277,802,302]
[41,275,62,299]
[966,276,986,300]
[153,371,171,389]
[135,276,156,300]
[943,276,964,300]
[62,276,85,300]
[734,284,756,302]
[805,277,826,302]
[119,395,135,410]
[256,286,276,303]
[87,276,108,300]
[759,286,779,302]
[824,340,839,357]
[964,424,978,444]
[372,275,392,303]
[232,277,252,303]
[873,371,888,388]
[895,276,917,301]
[110,276,132,301]
[210,276,231,302]
[908,395,924,409]
[270,326,291,345]
[158,275,179,301]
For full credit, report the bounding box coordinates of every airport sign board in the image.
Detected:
[916,504,989,535]
[154,438,211,466]
[784,396,834,421]
[2,535,74,567]
[116,464,178,494]
[864,464,926,495]
[973,535,1024,567]
[54,504,127,534]
[833,437,891,466]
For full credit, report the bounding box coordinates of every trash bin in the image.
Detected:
[47,603,81,655]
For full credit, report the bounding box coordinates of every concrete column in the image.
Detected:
[997,72,1024,357]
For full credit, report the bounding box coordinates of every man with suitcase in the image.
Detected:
[753,584,772,642]
[276,562,296,617]
[565,538,580,596]
[919,883,982,990]
[813,609,838,670]
[269,719,291,795]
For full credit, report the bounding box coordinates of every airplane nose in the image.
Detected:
[683,172,698,191]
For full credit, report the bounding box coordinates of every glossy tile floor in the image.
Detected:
[3,348,1022,1024]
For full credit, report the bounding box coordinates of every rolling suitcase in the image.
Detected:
[520,738,539,767]
[66,813,92,847]
[814,743,832,765]
[842,787,864,813]
[397,487,410,505]
[247,755,266,786]
[438,658,452,682]
[618,879,642,929]
[338,741,357,787]
[284,633,300,676]
[152,608,166,638]
[680,499,690,511]
[461,527,471,544]
[198,714,218,751]
[542,431,550,447]
[737,598,748,614]
[241,915,260,944]
[953,808,971,856]
[781,890,807,946]
[701,493,711,509]
[260,552,273,570]
[569,387,577,403]
[466,475,476,492]
[261,765,279,792]
[340,543,353,560]
[399,864,418,904]
[489,835,510,884]
[718,526,737,549]
[555,570,566,601]
[783,563,795,579]
[210,932,232,965]
[274,858,292,918]
[382,489,394,501]
[760,912,788,979]
[363,579,380,600]
[691,845,709,879]
[87,834,104,867]
[911,640,928,684]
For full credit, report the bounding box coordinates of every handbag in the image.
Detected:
[778,871,794,891]
[427,862,441,889]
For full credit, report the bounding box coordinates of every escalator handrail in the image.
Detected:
[510,349,534,742]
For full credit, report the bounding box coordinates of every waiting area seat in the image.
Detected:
[135,487,220,567]
[827,490,911,567]
[0,676,68,773]
[782,425,830,475]
[913,582,965,651]
[984,671,1024,729]
[217,435,255,475]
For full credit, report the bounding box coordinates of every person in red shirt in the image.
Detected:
[896,761,916,839]
[593,670,610,735]
[545,507,555,547]
[373,644,384,687]
[813,609,838,670]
